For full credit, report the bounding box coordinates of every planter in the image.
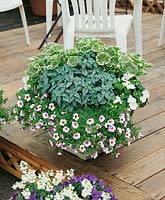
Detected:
[29,0,57,16]
[11,38,151,160]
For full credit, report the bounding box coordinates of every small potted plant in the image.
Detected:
[29,0,57,16]
[10,161,117,200]
[11,38,151,160]
[0,89,9,129]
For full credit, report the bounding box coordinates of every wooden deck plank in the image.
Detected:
[88,129,164,173]
[0,11,165,200]
[114,147,165,185]
[137,170,165,200]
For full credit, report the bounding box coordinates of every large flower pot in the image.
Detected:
[29,0,57,16]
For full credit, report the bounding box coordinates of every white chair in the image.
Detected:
[0,0,30,45]
[46,0,62,34]
[59,0,142,54]
[159,4,165,46]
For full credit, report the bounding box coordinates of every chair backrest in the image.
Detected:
[0,0,22,12]
[60,0,116,33]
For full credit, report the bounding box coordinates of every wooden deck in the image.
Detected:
[0,12,165,200]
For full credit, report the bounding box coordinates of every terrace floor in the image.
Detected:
[0,11,165,200]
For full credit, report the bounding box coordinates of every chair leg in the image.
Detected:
[64,33,74,49]
[46,0,54,34]
[159,10,165,46]
[19,5,30,45]
[115,33,127,53]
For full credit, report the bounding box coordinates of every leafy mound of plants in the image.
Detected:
[10,161,117,200]
[0,90,9,129]
[11,38,151,159]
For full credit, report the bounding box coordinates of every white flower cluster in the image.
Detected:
[81,179,93,198]
[122,73,135,90]
[12,161,75,200]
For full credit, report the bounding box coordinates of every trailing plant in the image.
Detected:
[10,161,117,200]
[0,90,9,129]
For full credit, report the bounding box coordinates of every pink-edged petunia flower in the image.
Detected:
[73,133,81,140]
[86,118,94,125]
[108,125,116,133]
[116,152,120,158]
[72,121,79,129]
[117,127,123,135]
[42,112,49,119]
[24,94,31,102]
[97,132,102,137]
[138,132,143,138]
[48,103,55,111]
[63,127,70,133]
[85,127,92,133]
[83,140,91,147]
[119,113,125,123]
[17,100,24,108]
[13,108,17,113]
[79,145,86,152]
[36,105,42,112]
[109,137,116,147]
[56,141,62,147]
[93,151,98,159]
[60,119,67,126]
[107,119,115,126]
[50,114,56,120]
[99,115,105,123]
[53,133,59,141]
[104,123,108,128]
[73,113,79,121]
[98,141,104,148]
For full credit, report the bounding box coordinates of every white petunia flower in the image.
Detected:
[140,89,150,103]
[122,81,135,89]
[113,96,122,104]
[122,73,134,81]
[22,76,29,84]
[21,188,31,199]
[127,95,138,110]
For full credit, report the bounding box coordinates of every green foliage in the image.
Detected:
[0,90,9,128]
[39,64,116,112]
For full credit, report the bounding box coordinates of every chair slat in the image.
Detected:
[94,0,101,31]
[71,0,80,29]
[86,0,93,31]
[78,0,86,29]
[101,0,108,30]
[109,0,116,31]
